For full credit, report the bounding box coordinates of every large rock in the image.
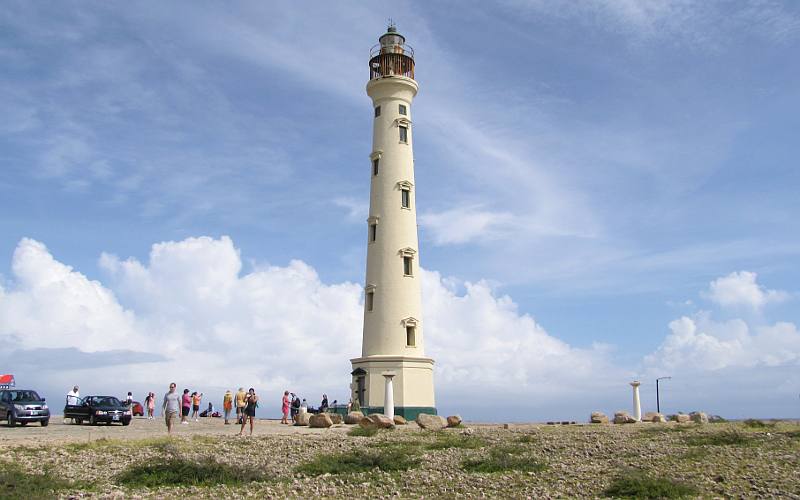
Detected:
[613,411,636,424]
[329,413,343,425]
[672,414,690,423]
[309,413,333,428]
[643,412,666,423]
[590,412,609,424]
[446,415,462,428]
[652,413,667,423]
[690,411,709,424]
[393,415,407,425]
[344,411,364,425]
[359,414,394,429]
[416,413,447,430]
[295,412,311,426]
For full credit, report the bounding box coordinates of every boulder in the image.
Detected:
[643,412,666,423]
[651,413,667,423]
[328,413,343,425]
[344,411,364,425]
[416,413,447,430]
[309,413,333,428]
[672,414,690,423]
[295,412,311,426]
[590,412,609,424]
[393,415,407,425]
[614,411,636,424]
[359,414,395,429]
[690,412,709,424]
[446,415,462,427]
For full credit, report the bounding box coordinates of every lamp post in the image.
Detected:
[656,377,671,414]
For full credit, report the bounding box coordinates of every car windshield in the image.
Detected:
[8,390,41,401]
[95,397,122,407]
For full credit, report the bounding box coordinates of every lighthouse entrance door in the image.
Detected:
[356,376,365,408]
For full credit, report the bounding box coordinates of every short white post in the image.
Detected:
[630,381,642,421]
[382,372,396,420]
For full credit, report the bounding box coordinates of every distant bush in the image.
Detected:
[0,462,85,499]
[684,430,751,447]
[743,419,775,429]
[426,434,487,450]
[348,426,381,437]
[116,457,268,487]
[296,448,418,475]
[604,470,698,499]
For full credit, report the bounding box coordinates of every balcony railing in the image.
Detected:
[369,43,415,80]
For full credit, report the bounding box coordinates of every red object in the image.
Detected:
[131,401,144,416]
[0,374,14,388]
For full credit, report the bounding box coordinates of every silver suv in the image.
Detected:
[0,389,51,427]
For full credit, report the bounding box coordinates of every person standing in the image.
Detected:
[125,391,133,411]
[235,387,246,425]
[290,394,300,423]
[191,392,202,422]
[281,391,290,425]
[181,389,191,424]
[66,385,80,406]
[320,394,329,413]
[223,390,233,424]
[162,383,180,435]
[147,392,156,419]
[238,388,258,436]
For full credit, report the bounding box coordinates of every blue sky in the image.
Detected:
[1,1,799,420]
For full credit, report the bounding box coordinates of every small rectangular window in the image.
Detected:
[372,158,379,176]
[366,291,374,312]
[403,256,413,276]
[399,125,408,143]
[399,104,407,115]
[406,326,416,346]
[374,106,381,117]
[401,189,410,209]
[369,224,377,242]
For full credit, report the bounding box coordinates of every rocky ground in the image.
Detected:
[1,417,798,498]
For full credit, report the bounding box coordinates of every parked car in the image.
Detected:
[64,396,132,426]
[0,389,50,427]
[131,401,144,417]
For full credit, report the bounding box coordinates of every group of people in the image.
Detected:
[281,392,336,424]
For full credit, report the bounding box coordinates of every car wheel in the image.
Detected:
[89,415,96,426]
[122,420,130,426]
[19,421,27,426]
[75,418,82,425]
[41,419,49,427]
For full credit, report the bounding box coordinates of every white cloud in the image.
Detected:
[0,236,618,418]
[705,270,788,310]
[419,207,516,245]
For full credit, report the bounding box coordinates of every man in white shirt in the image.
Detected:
[66,385,80,405]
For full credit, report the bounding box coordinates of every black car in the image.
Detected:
[0,389,51,427]
[64,395,132,426]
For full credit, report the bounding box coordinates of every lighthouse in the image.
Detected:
[350,24,436,419]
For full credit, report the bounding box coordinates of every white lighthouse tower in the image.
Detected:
[350,24,436,419]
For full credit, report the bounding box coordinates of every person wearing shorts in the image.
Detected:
[181,389,191,424]
[235,387,246,424]
[162,383,180,435]
[238,388,258,436]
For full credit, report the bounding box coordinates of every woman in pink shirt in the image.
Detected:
[281,390,290,424]
[181,389,191,424]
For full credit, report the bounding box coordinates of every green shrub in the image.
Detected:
[684,430,751,447]
[348,426,381,437]
[296,448,419,475]
[427,433,487,450]
[0,462,82,499]
[462,445,545,473]
[116,457,268,487]
[743,419,775,429]
[604,470,698,499]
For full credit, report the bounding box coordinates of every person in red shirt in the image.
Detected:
[181,389,191,424]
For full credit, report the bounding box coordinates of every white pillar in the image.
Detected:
[383,372,395,420]
[630,381,642,421]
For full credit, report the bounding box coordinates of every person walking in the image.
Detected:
[143,392,152,419]
[238,388,258,436]
[191,392,202,422]
[148,392,156,419]
[181,389,191,424]
[281,390,291,425]
[223,390,233,424]
[235,387,246,425]
[162,383,180,435]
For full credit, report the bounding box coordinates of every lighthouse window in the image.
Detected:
[406,326,416,347]
[401,188,410,209]
[366,291,374,312]
[374,106,381,117]
[369,223,377,242]
[403,255,413,276]
[399,125,408,143]
[372,158,379,176]
[399,104,407,116]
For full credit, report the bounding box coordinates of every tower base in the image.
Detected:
[350,355,435,418]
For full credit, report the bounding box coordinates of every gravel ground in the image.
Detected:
[1,417,799,498]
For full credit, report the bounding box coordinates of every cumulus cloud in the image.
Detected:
[0,236,619,418]
[705,270,788,310]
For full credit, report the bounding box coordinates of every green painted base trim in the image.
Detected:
[363,406,437,420]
